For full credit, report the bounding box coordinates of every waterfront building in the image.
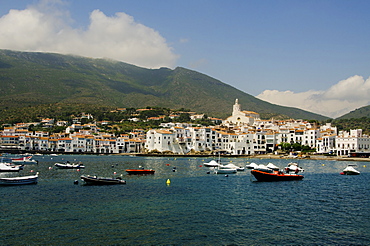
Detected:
[336,129,370,157]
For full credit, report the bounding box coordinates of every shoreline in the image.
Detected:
[2,149,370,162]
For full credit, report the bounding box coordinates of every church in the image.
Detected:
[224,99,260,126]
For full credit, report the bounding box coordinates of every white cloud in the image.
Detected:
[0,1,178,68]
[257,75,370,118]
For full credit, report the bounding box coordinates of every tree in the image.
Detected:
[178,113,190,122]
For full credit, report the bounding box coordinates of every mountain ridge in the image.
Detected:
[0,49,329,121]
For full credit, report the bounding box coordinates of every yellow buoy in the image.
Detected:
[363,165,366,168]
[166,179,171,185]
[322,164,325,166]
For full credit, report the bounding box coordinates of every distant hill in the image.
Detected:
[336,105,370,119]
[0,49,329,121]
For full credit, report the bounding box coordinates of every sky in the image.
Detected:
[1,0,370,118]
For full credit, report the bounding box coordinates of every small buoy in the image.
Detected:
[114,172,117,174]
[225,175,229,177]
[74,180,79,185]
[363,165,366,167]
[199,165,203,167]
[48,167,52,169]
[166,164,170,166]
[111,165,114,168]
[172,169,176,172]
[166,179,171,185]
[30,170,34,172]
[322,164,325,166]
[206,171,210,174]
[76,169,80,172]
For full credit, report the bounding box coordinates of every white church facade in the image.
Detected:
[223,99,260,126]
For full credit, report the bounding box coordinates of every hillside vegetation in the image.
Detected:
[0,49,329,122]
[337,105,370,119]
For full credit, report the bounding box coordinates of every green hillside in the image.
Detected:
[0,49,329,122]
[336,105,370,119]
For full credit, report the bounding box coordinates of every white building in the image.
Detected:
[336,129,370,157]
[224,99,260,126]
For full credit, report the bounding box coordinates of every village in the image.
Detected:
[1,99,369,158]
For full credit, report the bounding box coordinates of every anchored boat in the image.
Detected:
[251,169,304,182]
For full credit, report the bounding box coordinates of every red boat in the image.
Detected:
[251,169,304,182]
[126,169,155,175]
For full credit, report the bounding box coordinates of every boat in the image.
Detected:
[213,166,237,174]
[126,169,155,175]
[220,163,245,171]
[10,156,38,165]
[254,164,274,173]
[245,162,258,169]
[284,162,304,173]
[251,169,304,182]
[54,162,85,169]
[80,175,126,185]
[203,160,221,167]
[340,164,360,175]
[204,152,223,167]
[0,173,38,185]
[0,161,24,172]
[266,163,280,171]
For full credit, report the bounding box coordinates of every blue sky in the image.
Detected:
[1,0,370,118]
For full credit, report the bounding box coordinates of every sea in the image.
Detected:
[0,155,369,246]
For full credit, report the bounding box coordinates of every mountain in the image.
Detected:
[336,105,370,119]
[0,49,329,121]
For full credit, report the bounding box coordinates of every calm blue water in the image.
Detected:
[0,155,369,245]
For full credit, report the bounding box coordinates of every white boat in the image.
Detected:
[11,156,38,165]
[214,167,237,174]
[284,162,304,173]
[246,162,258,169]
[266,163,280,171]
[0,173,38,185]
[341,164,360,175]
[203,160,221,167]
[0,161,23,172]
[55,162,85,169]
[254,164,274,173]
[220,163,245,171]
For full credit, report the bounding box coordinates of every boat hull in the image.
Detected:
[126,169,155,175]
[251,170,304,182]
[341,171,360,175]
[0,175,38,185]
[81,175,126,185]
[214,168,237,174]
[55,163,85,169]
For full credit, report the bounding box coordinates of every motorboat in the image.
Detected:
[245,162,258,169]
[251,169,304,182]
[10,156,38,165]
[0,173,38,185]
[126,169,155,175]
[220,163,245,171]
[340,164,360,175]
[284,162,304,173]
[54,162,85,169]
[0,161,24,172]
[80,175,126,185]
[266,163,279,171]
[203,160,221,167]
